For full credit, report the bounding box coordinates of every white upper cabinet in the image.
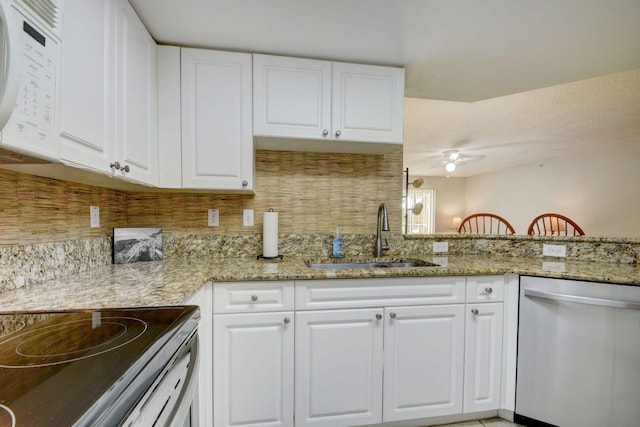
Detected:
[253,54,404,154]
[332,62,405,144]
[180,48,254,191]
[115,0,158,186]
[59,0,157,186]
[59,0,115,172]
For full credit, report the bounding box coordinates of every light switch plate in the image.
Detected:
[208,209,219,227]
[243,209,254,226]
[433,241,449,253]
[542,243,566,257]
[90,206,100,228]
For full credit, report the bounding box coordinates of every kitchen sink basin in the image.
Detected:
[305,259,439,270]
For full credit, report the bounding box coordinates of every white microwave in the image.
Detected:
[0,0,61,163]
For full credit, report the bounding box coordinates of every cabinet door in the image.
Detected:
[181,48,253,190]
[116,0,158,185]
[383,304,465,421]
[464,302,504,413]
[59,0,115,172]
[253,54,332,140]
[332,62,404,144]
[295,309,383,427]
[213,312,294,427]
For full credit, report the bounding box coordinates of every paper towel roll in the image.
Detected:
[263,211,279,257]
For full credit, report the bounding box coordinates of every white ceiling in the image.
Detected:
[130,0,640,177]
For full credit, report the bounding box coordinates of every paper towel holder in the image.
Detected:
[259,208,283,260]
[257,254,284,260]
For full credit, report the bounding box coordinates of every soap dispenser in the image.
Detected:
[332,228,343,258]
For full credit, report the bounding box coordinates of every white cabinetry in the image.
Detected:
[180,48,254,190]
[383,305,465,421]
[295,308,384,427]
[295,277,467,427]
[186,283,214,427]
[253,54,404,154]
[212,282,294,427]
[464,276,504,413]
[59,0,157,185]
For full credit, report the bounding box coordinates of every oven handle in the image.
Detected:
[525,288,640,310]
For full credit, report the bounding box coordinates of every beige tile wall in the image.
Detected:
[0,148,403,245]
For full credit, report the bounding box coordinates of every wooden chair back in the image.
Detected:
[527,213,585,236]
[457,213,515,235]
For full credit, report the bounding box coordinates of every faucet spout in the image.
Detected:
[375,203,390,257]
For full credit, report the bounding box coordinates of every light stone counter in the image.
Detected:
[1,255,639,312]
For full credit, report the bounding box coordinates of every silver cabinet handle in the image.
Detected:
[250,295,258,302]
[110,161,121,170]
[375,313,382,320]
[121,164,130,173]
[471,309,479,315]
[284,317,291,324]
[242,180,248,187]
[389,312,397,319]
[524,288,640,310]
[485,287,493,294]
[335,130,341,137]
[322,129,329,136]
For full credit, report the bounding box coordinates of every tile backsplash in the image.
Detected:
[0,148,403,245]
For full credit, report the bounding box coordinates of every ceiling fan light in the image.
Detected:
[445,162,456,173]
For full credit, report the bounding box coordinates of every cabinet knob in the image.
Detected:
[376,313,382,320]
[242,180,248,187]
[322,129,329,136]
[471,309,479,315]
[121,164,130,173]
[110,161,121,170]
[284,317,291,324]
[251,295,258,302]
[389,312,397,319]
[335,130,342,137]
[485,287,493,294]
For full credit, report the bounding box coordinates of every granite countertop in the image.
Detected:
[1,255,639,312]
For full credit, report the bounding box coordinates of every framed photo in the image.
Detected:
[113,228,163,264]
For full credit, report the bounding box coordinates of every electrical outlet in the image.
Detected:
[243,209,254,226]
[433,241,449,253]
[208,209,219,227]
[90,206,100,228]
[542,243,566,257]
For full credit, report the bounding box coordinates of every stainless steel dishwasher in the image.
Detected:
[515,276,640,427]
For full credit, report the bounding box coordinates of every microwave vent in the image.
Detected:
[20,0,60,31]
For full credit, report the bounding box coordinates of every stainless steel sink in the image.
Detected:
[305,259,439,270]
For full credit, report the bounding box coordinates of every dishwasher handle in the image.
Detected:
[525,288,640,310]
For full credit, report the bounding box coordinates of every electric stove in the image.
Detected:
[0,305,200,427]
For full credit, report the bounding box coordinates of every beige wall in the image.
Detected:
[0,148,403,245]
[410,176,466,233]
[464,139,640,237]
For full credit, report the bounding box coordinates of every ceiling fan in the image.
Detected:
[427,150,485,173]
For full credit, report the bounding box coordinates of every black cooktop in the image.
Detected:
[0,306,199,427]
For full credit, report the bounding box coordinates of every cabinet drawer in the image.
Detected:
[466,275,505,303]
[213,281,294,313]
[296,277,466,310]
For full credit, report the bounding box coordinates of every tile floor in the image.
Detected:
[435,418,523,427]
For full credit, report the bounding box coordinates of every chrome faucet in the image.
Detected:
[375,203,390,257]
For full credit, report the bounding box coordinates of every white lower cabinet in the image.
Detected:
[209,276,506,427]
[212,281,295,427]
[464,276,505,414]
[383,305,465,421]
[295,309,384,427]
[463,302,503,413]
[214,312,294,427]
